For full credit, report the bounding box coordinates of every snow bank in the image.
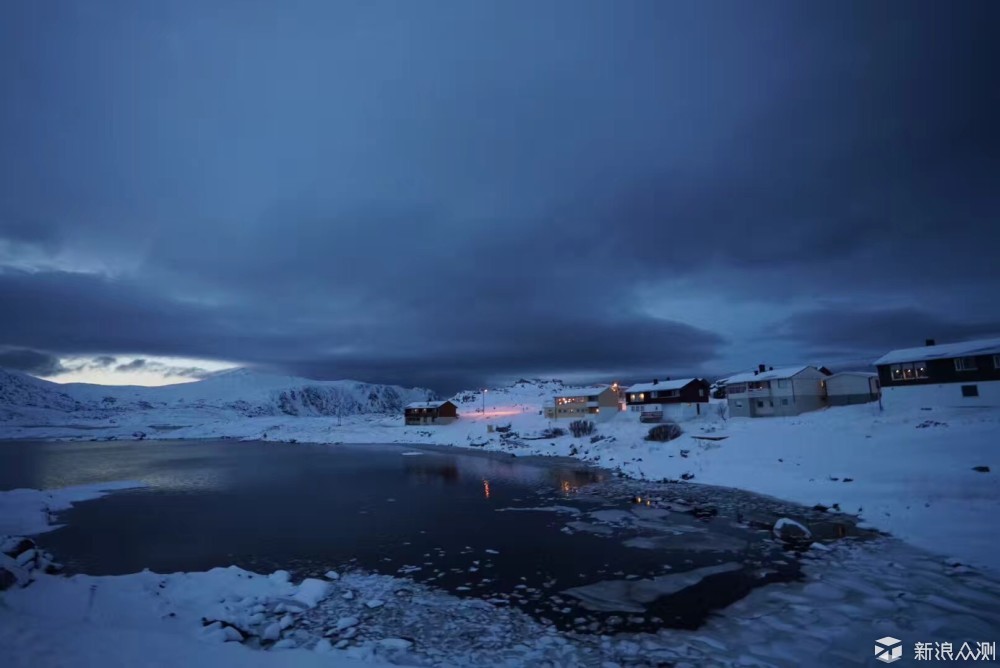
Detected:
[0,481,145,536]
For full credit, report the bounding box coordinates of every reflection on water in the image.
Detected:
[483,479,491,499]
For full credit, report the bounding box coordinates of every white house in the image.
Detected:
[725,365,829,418]
[874,337,1000,410]
[543,386,620,421]
[825,372,880,406]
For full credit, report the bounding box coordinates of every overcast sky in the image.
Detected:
[1,1,998,392]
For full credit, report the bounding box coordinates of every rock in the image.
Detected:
[377,638,413,651]
[273,639,297,649]
[1,538,35,558]
[0,566,18,590]
[324,570,340,580]
[278,614,294,630]
[342,590,355,600]
[223,626,244,642]
[365,599,385,609]
[972,465,990,473]
[773,518,812,545]
[261,623,282,641]
[314,639,333,653]
[680,473,695,481]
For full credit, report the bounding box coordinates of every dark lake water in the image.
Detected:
[0,439,849,633]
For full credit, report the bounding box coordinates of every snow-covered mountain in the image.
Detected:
[0,368,433,420]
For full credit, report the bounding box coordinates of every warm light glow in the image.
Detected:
[483,479,491,499]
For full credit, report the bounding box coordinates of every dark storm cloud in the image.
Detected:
[0,348,66,376]
[0,1,997,391]
[114,358,212,379]
[776,307,1000,362]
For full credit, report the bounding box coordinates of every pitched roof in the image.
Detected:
[725,366,815,384]
[873,337,1000,366]
[625,378,703,393]
[405,401,452,409]
[827,371,878,378]
[554,385,611,399]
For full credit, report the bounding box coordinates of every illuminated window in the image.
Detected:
[901,363,915,380]
[916,362,928,378]
[890,365,903,381]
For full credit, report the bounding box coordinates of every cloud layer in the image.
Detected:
[1,1,997,390]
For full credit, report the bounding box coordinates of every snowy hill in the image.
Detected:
[0,368,432,420]
[0,369,83,416]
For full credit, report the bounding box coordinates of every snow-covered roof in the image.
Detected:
[405,401,452,409]
[625,378,702,394]
[554,385,611,399]
[725,366,814,384]
[827,371,878,378]
[873,337,1000,366]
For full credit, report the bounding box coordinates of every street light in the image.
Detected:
[482,388,487,414]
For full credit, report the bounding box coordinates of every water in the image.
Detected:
[0,439,856,633]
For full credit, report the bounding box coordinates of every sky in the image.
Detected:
[1,0,998,392]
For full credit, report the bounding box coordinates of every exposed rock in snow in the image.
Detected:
[773,517,813,544]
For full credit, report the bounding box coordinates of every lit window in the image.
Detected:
[890,365,903,381]
[916,362,928,378]
[955,357,978,372]
[902,363,915,380]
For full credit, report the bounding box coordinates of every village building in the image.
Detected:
[874,337,1000,410]
[825,372,880,406]
[404,400,459,425]
[543,386,620,420]
[624,378,710,422]
[725,365,829,418]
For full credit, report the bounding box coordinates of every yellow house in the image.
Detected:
[543,386,620,420]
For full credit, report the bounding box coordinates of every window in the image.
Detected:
[698,388,705,397]
[955,357,978,371]
[994,355,1000,369]
[961,385,979,398]
[728,383,747,394]
[777,380,789,389]
[735,401,743,408]
[781,398,789,406]
[748,381,770,391]
[891,361,927,381]
[756,400,764,408]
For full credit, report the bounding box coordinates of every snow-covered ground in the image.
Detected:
[4,374,995,572]
[2,481,1000,667]
[3,371,1000,665]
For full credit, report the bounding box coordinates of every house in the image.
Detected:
[874,337,1000,409]
[543,386,620,420]
[404,400,459,425]
[825,372,880,406]
[725,365,828,418]
[624,378,710,422]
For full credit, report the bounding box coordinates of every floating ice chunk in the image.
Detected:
[588,510,634,524]
[324,570,340,580]
[564,562,743,612]
[365,598,385,609]
[401,452,424,456]
[294,578,330,607]
[495,506,581,515]
[334,616,359,631]
[377,638,413,651]
[269,570,291,584]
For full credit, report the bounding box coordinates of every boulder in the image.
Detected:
[773,517,813,546]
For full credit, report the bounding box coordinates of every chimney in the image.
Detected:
[652,379,659,385]
[665,376,670,381]
[769,366,774,371]
[925,339,936,346]
[758,364,766,373]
